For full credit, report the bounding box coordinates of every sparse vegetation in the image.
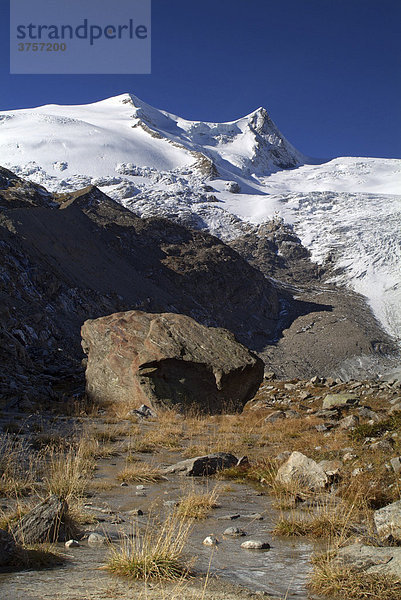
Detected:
[117,462,164,483]
[176,487,220,520]
[107,512,193,581]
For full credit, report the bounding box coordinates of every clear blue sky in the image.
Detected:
[1,0,400,159]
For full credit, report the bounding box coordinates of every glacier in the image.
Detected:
[0,92,400,346]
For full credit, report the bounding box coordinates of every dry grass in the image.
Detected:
[43,442,95,500]
[273,499,360,539]
[0,435,38,497]
[117,462,164,483]
[107,512,193,581]
[310,552,401,600]
[175,487,220,520]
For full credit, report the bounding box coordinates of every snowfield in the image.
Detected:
[0,93,400,345]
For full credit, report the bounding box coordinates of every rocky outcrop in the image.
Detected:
[82,311,264,413]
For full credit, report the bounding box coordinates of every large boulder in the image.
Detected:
[374,500,401,544]
[81,311,264,413]
[275,451,328,491]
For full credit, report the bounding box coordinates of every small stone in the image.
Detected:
[120,482,128,487]
[241,540,270,550]
[136,485,146,490]
[87,532,107,547]
[129,508,144,516]
[223,527,246,537]
[343,452,357,462]
[203,535,218,546]
[65,539,80,548]
[390,457,401,474]
[241,513,264,520]
[217,514,240,521]
[136,491,147,496]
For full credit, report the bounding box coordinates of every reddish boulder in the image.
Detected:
[81,310,264,413]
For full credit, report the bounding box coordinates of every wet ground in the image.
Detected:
[0,449,323,600]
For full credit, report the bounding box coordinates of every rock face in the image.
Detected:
[275,451,328,491]
[162,453,238,476]
[82,311,264,413]
[374,500,401,544]
[12,495,69,544]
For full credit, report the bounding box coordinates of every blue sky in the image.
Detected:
[1,0,400,159]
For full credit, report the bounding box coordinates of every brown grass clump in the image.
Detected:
[0,435,38,497]
[117,462,164,483]
[43,442,94,500]
[107,512,193,581]
[176,487,220,520]
[273,499,359,539]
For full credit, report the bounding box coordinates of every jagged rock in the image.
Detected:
[0,528,17,566]
[12,495,69,544]
[374,500,401,543]
[358,406,381,421]
[162,452,238,476]
[203,535,219,546]
[335,543,401,577]
[264,410,286,423]
[82,311,264,413]
[225,181,240,193]
[275,451,328,491]
[339,415,360,429]
[322,393,359,409]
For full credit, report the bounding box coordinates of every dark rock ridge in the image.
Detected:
[81,311,264,413]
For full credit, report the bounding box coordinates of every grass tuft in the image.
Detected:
[175,488,220,520]
[117,462,164,483]
[107,512,192,580]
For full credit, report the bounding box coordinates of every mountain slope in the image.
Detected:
[0,93,400,347]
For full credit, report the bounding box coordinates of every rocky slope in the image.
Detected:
[0,166,397,407]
